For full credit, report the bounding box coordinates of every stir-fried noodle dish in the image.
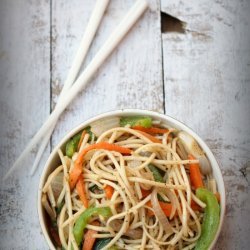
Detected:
[42,116,220,250]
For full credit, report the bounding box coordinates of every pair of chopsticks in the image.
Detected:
[4,0,149,180]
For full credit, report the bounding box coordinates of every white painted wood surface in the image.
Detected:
[51,0,163,149]
[161,0,250,249]
[0,0,50,249]
[0,0,249,249]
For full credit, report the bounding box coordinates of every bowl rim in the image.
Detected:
[38,108,226,250]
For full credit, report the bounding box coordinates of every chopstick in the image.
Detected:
[29,0,110,176]
[4,0,148,180]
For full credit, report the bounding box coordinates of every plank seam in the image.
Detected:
[160,35,166,114]
[159,1,166,114]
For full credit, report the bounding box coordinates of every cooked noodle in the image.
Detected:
[42,117,219,250]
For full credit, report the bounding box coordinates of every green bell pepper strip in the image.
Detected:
[148,164,167,202]
[85,126,96,141]
[120,116,152,128]
[93,238,111,250]
[56,201,65,215]
[195,188,220,250]
[73,207,112,246]
[65,131,82,158]
[148,164,164,183]
[93,238,118,250]
[65,126,96,158]
[89,184,102,193]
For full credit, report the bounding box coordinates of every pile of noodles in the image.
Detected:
[42,125,207,250]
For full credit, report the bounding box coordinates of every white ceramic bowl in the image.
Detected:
[38,109,226,250]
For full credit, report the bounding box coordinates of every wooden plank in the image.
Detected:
[161,0,250,249]
[51,0,163,147]
[0,0,50,249]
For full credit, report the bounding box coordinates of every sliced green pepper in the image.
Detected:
[195,188,220,250]
[120,116,152,128]
[94,238,114,250]
[51,219,57,228]
[148,164,164,183]
[73,207,112,246]
[56,201,65,215]
[65,131,82,158]
[85,126,96,141]
[93,238,111,250]
[89,184,102,193]
[157,194,166,202]
[65,127,96,158]
[93,238,118,250]
[148,164,167,202]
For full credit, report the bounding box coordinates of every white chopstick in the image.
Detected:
[4,0,148,180]
[29,0,110,176]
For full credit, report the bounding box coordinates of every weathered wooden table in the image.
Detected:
[0,0,249,249]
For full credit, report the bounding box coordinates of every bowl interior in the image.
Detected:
[38,109,225,250]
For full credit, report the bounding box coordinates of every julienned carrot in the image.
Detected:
[147,201,174,217]
[77,130,87,151]
[145,192,203,217]
[133,130,161,143]
[215,192,220,203]
[147,200,202,218]
[167,133,173,143]
[191,200,203,212]
[82,221,100,250]
[76,175,89,208]
[188,154,204,189]
[104,185,114,199]
[141,188,151,198]
[69,165,83,191]
[132,125,169,134]
[77,142,132,162]
[69,142,132,190]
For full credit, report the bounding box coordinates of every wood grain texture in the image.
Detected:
[0,0,249,249]
[0,0,50,249]
[51,0,163,147]
[161,0,250,249]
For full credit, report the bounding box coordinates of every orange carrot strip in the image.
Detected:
[78,142,132,160]
[133,130,161,143]
[188,154,204,189]
[69,142,132,190]
[104,185,114,199]
[82,221,100,250]
[69,164,83,191]
[77,130,87,151]
[167,133,173,143]
[147,200,202,218]
[132,126,169,134]
[191,200,203,212]
[141,188,151,198]
[147,201,174,217]
[215,192,220,203]
[76,175,89,208]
